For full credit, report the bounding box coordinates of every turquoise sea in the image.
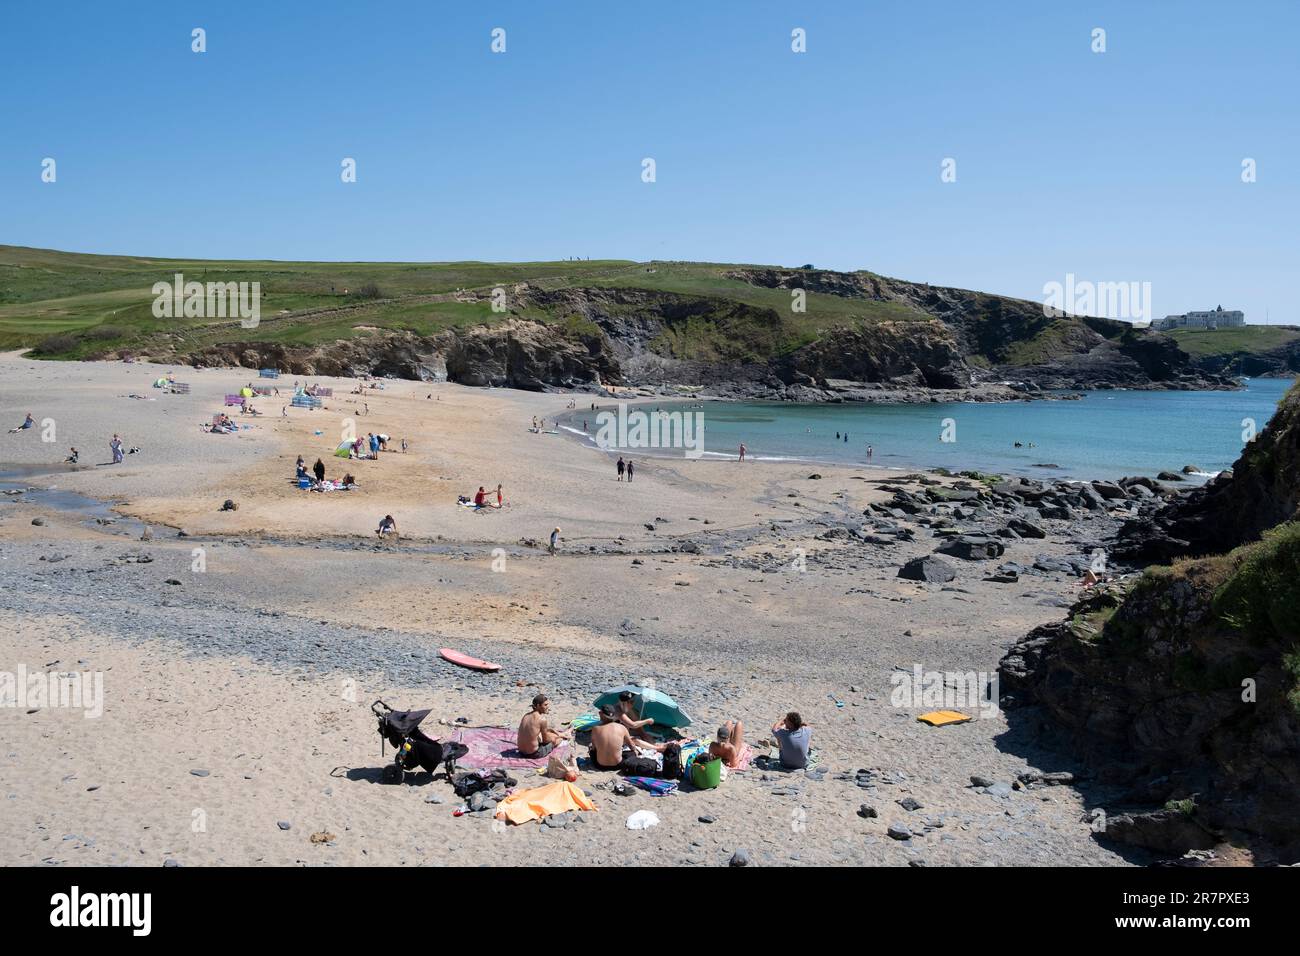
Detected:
[564,378,1295,481]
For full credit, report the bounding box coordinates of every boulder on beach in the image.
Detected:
[935,535,1006,561]
[897,555,956,582]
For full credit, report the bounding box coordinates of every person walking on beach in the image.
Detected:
[313,458,326,483]
[626,460,634,483]
[738,442,747,462]
[548,526,560,555]
[616,457,625,481]
[866,444,873,460]
[110,434,124,464]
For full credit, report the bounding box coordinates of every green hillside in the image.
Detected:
[0,245,926,360]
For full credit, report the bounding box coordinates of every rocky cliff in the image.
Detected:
[165,269,1235,400]
[1001,381,1300,861]
[1113,381,1300,562]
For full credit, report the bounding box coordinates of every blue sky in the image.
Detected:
[2,1,1297,322]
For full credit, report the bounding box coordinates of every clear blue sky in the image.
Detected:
[2,1,1297,322]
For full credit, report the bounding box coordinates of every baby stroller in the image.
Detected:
[372,700,467,784]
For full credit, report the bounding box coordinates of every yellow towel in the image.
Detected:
[916,710,972,726]
[494,781,597,826]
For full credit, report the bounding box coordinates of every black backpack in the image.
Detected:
[621,756,658,777]
[660,743,682,779]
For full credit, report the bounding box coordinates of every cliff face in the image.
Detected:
[179,321,620,392]
[1002,382,1300,860]
[1114,382,1300,562]
[725,267,1235,391]
[168,270,1233,399]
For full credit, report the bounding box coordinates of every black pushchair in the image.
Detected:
[372,700,467,784]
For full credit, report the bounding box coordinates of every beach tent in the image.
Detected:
[334,440,354,458]
[594,685,691,729]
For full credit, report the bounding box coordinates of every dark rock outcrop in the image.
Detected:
[156,266,1237,398]
[1113,381,1300,562]
[1002,381,1300,861]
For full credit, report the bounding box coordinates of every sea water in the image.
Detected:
[568,378,1293,481]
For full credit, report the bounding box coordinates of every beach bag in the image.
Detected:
[545,751,579,781]
[660,743,682,779]
[453,769,516,798]
[690,756,722,790]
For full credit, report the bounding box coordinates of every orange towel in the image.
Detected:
[494,780,597,826]
[916,710,972,726]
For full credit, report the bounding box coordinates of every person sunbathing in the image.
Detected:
[588,706,639,770]
[709,719,746,768]
[341,472,356,487]
[517,694,568,758]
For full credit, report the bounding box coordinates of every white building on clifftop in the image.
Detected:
[1152,305,1245,330]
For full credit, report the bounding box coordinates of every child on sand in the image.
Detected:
[8,413,34,433]
[376,515,398,538]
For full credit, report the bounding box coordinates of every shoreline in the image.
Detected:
[545,401,1227,486]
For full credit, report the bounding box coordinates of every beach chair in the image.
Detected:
[224,394,244,406]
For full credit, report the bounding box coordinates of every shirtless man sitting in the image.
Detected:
[588,705,638,770]
[517,694,568,758]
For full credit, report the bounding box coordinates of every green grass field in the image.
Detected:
[1167,326,1300,358]
[0,245,931,360]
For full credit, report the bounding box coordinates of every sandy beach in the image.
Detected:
[1,352,1133,866]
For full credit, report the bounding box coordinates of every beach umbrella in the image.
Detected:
[593,685,691,728]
